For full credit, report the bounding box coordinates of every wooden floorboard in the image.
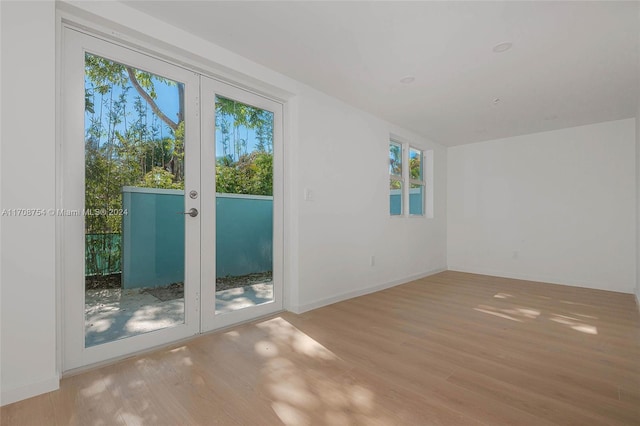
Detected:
[2,271,639,425]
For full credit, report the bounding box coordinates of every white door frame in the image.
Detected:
[62,28,201,371]
[61,28,285,371]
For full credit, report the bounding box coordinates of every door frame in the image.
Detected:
[61,28,202,371]
[60,26,287,373]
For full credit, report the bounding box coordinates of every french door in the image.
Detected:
[199,77,283,333]
[62,28,283,371]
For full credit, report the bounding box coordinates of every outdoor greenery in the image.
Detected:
[84,54,273,277]
[389,144,421,190]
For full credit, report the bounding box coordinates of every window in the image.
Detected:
[389,140,427,217]
[409,147,425,215]
[389,141,403,215]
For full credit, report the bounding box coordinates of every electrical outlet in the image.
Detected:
[304,188,313,201]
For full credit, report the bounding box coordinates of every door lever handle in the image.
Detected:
[178,208,198,217]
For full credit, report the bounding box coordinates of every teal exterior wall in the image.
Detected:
[216,195,273,277]
[122,187,185,289]
[390,189,424,216]
[121,188,273,289]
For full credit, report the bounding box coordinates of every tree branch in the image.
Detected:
[126,67,178,130]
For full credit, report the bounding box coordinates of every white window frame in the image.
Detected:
[389,140,404,216]
[408,146,425,217]
[389,139,431,218]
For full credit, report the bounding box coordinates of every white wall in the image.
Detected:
[1,1,59,405]
[636,6,640,307]
[448,119,636,293]
[56,2,447,312]
[636,113,639,304]
[295,86,447,312]
[0,1,448,404]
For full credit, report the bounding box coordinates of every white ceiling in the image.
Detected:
[125,1,639,146]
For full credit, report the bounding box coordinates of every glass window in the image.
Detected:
[389,141,428,217]
[389,141,403,216]
[409,148,424,216]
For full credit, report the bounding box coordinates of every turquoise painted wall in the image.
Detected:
[121,188,273,288]
[122,188,185,289]
[390,189,424,216]
[216,195,273,277]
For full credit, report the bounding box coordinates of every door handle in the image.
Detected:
[179,208,198,217]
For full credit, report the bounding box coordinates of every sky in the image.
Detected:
[84,64,269,161]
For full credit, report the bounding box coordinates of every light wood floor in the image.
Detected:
[2,271,639,425]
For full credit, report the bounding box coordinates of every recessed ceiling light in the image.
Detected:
[400,76,415,84]
[492,42,513,53]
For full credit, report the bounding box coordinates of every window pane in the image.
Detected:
[214,96,274,313]
[84,53,185,347]
[409,148,422,181]
[409,183,424,216]
[390,179,403,215]
[389,142,402,176]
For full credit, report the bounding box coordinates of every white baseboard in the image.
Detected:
[290,267,446,314]
[447,265,635,294]
[1,373,60,406]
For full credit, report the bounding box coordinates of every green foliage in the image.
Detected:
[83,55,274,276]
[216,152,273,196]
[139,167,184,189]
[389,143,402,176]
[410,156,421,180]
[216,96,273,161]
[85,53,171,98]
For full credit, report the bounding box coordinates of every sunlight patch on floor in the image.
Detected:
[271,401,311,426]
[255,340,280,357]
[256,317,338,360]
[493,293,514,299]
[255,317,385,426]
[474,305,523,322]
[550,315,598,334]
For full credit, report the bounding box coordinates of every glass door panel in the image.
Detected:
[214,96,275,314]
[64,29,282,369]
[200,78,283,332]
[63,29,200,371]
[84,53,187,347]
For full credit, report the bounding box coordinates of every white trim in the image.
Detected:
[447,266,636,295]
[55,6,65,383]
[122,186,185,195]
[283,97,300,312]
[121,186,274,200]
[1,374,60,407]
[216,193,274,201]
[425,149,435,219]
[290,268,446,314]
[56,3,296,104]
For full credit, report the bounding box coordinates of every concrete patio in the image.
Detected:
[85,283,273,347]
